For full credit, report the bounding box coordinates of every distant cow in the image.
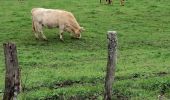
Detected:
[31,8,84,41]
[100,0,125,6]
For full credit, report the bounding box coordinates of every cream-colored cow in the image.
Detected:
[31,8,84,40]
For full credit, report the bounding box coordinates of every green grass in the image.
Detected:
[0,0,170,99]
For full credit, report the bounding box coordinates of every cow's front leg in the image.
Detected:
[40,31,47,41]
[59,25,64,41]
[34,32,39,40]
[59,30,64,41]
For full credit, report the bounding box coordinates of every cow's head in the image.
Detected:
[74,27,85,39]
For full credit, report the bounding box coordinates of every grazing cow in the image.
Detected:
[31,8,84,41]
[100,0,125,6]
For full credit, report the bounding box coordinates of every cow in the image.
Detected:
[31,8,84,41]
[100,0,125,6]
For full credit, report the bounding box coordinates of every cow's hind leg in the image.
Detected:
[36,23,47,40]
[32,22,40,39]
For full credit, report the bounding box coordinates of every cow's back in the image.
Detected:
[31,8,81,32]
[32,8,72,24]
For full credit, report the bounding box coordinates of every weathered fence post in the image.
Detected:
[3,43,21,100]
[104,31,117,100]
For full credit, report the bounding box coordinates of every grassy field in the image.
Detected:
[0,0,170,99]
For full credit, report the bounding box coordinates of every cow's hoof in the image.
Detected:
[60,38,64,41]
[42,38,48,41]
[35,38,40,41]
[43,38,47,41]
[71,36,80,39]
[60,37,64,41]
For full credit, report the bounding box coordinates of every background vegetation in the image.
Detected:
[0,0,170,99]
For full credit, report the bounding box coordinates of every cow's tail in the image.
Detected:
[32,19,36,32]
[31,8,36,32]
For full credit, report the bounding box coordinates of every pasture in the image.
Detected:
[0,0,170,99]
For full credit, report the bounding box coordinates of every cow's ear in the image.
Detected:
[80,27,85,32]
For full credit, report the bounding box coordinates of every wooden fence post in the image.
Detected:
[3,43,21,100]
[104,31,117,100]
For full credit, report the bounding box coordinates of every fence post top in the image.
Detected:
[3,42,16,46]
[107,31,117,34]
[107,31,117,40]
